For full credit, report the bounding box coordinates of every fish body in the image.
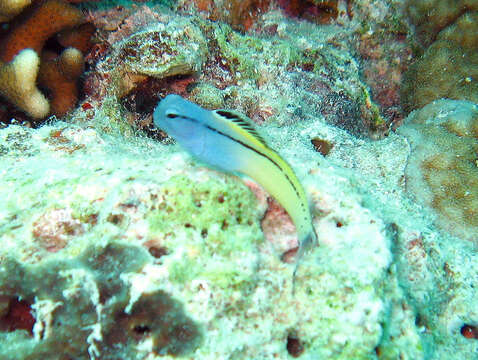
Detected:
[153,94,316,270]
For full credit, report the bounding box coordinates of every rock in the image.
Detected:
[0,121,403,359]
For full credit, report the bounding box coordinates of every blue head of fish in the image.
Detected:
[153,94,212,155]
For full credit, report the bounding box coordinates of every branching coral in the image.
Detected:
[38,48,85,117]
[0,49,50,118]
[0,0,31,22]
[0,0,84,63]
[0,0,94,120]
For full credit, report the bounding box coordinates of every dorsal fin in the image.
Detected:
[213,109,268,147]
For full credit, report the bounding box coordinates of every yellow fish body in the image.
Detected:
[153,94,317,276]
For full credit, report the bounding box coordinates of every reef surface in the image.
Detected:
[0,0,477,359]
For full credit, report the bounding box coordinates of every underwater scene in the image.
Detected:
[0,0,477,359]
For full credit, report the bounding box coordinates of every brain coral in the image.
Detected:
[402,1,478,112]
[397,99,478,242]
[406,0,478,47]
[400,38,478,113]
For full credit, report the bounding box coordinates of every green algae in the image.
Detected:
[146,174,259,235]
[210,21,302,79]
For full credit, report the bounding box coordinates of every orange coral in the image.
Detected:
[38,48,84,117]
[0,0,31,22]
[57,22,96,53]
[0,0,96,119]
[0,0,84,62]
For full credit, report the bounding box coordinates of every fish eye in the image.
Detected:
[166,113,178,119]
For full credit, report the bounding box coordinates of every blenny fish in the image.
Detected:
[153,94,317,280]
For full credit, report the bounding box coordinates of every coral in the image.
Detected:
[435,11,478,49]
[32,207,85,252]
[79,3,398,137]
[0,0,30,22]
[182,0,349,31]
[0,0,94,120]
[397,99,478,241]
[226,0,271,31]
[344,0,412,127]
[358,30,412,124]
[401,39,478,112]
[402,2,478,112]
[0,243,202,359]
[0,49,50,118]
[56,22,96,53]
[0,0,84,63]
[278,0,347,23]
[180,0,271,31]
[114,20,207,79]
[3,3,478,358]
[38,48,85,117]
[406,0,478,47]
[96,17,207,100]
[92,5,162,45]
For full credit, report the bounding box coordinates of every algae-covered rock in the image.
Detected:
[0,121,415,359]
[96,15,208,99]
[436,11,478,49]
[397,99,478,241]
[115,17,207,78]
[83,7,386,138]
[188,82,225,109]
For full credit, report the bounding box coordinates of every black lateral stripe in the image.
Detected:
[215,110,238,119]
[207,127,302,200]
[213,110,268,146]
[173,114,302,200]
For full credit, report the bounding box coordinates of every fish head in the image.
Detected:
[153,94,202,138]
[153,94,208,154]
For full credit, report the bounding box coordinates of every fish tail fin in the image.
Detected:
[292,228,318,294]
